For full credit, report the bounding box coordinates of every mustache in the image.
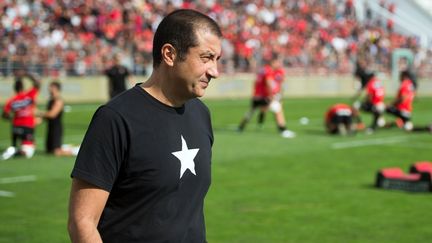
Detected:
[201,77,211,83]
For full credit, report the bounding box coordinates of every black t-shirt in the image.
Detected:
[46,97,63,152]
[71,84,213,242]
[105,65,129,98]
[354,65,369,89]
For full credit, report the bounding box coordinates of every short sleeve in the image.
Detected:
[27,87,39,99]
[71,106,129,192]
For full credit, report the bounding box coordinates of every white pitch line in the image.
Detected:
[0,134,84,147]
[0,175,37,184]
[332,136,408,149]
[0,190,15,197]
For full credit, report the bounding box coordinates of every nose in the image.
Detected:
[207,62,219,79]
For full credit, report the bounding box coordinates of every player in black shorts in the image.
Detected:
[1,71,40,160]
[325,103,358,135]
[68,9,223,243]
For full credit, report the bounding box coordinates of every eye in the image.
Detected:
[201,56,211,62]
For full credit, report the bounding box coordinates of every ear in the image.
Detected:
[161,44,176,67]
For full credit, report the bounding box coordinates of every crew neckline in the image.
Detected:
[133,83,186,114]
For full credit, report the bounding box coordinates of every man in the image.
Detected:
[1,72,40,160]
[40,81,79,156]
[237,56,295,138]
[104,54,130,99]
[353,58,370,99]
[68,9,222,243]
[351,58,370,129]
[386,70,416,131]
[325,103,358,135]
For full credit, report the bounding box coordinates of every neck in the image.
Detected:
[141,72,186,107]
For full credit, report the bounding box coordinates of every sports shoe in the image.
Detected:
[1,146,16,160]
[281,130,296,138]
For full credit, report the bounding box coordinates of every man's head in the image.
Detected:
[149,9,223,103]
[14,78,24,93]
[399,70,411,81]
[49,81,61,96]
[366,71,375,83]
[152,9,223,68]
[269,53,283,70]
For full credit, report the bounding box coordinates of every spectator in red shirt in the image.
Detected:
[1,71,41,160]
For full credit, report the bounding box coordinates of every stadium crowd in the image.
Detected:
[1,0,431,78]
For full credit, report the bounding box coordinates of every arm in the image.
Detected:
[2,102,11,120]
[43,99,64,119]
[68,178,109,243]
[26,72,41,89]
[2,111,10,120]
[351,88,363,102]
[391,95,402,107]
[265,77,274,101]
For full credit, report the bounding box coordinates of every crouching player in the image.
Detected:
[325,103,358,135]
[1,72,40,160]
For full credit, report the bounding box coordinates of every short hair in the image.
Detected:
[152,9,222,68]
[14,78,23,93]
[399,70,411,81]
[366,72,375,82]
[50,81,62,91]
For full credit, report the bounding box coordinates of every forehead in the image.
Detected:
[192,29,222,56]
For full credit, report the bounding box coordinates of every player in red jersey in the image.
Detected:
[325,103,358,135]
[238,59,274,131]
[267,58,296,138]
[386,70,416,131]
[1,72,41,160]
[238,56,295,138]
[360,72,386,132]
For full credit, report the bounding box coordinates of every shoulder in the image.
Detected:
[27,87,39,96]
[106,86,144,109]
[186,99,212,123]
[187,98,210,113]
[93,105,122,122]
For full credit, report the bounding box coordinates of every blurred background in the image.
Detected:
[1,0,432,102]
[0,1,432,242]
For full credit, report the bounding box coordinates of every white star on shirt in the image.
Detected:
[172,135,200,179]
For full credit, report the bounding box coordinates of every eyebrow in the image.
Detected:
[200,51,221,60]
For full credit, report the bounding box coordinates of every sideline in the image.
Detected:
[0,175,37,184]
[0,175,37,198]
[0,134,84,148]
[0,190,15,197]
[331,136,408,149]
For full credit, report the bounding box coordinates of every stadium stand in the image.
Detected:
[0,0,431,78]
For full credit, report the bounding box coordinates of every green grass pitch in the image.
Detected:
[0,97,431,243]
